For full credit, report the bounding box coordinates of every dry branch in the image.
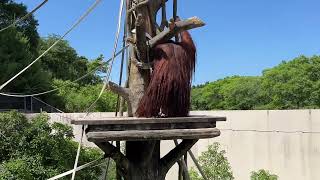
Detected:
[106,81,131,101]
[127,0,149,13]
[149,16,205,48]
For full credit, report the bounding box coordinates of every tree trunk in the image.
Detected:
[125,0,163,179]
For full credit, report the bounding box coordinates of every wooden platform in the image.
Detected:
[71,116,226,141]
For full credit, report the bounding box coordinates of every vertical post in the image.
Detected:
[24,97,27,112]
[30,96,33,113]
[174,140,190,180]
[173,0,179,41]
[188,150,208,180]
[116,141,121,180]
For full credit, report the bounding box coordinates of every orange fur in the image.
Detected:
[135,30,196,117]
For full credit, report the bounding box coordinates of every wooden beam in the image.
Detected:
[148,16,205,48]
[160,139,198,175]
[87,122,215,131]
[87,128,220,141]
[71,116,226,125]
[95,141,129,174]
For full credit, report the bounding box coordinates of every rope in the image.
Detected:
[84,0,125,115]
[32,96,64,113]
[48,158,105,180]
[0,0,49,33]
[0,0,102,91]
[70,0,125,179]
[71,125,85,180]
[0,46,128,98]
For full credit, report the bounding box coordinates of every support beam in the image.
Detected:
[160,139,198,174]
[95,141,129,174]
[174,140,190,180]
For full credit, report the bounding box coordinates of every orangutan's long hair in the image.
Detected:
[135,30,196,117]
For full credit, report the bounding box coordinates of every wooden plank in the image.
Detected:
[86,128,220,141]
[87,122,215,131]
[71,115,226,125]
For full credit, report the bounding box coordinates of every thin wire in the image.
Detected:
[70,1,125,179]
[0,0,49,33]
[84,0,125,116]
[0,46,128,98]
[48,158,105,180]
[32,96,64,113]
[220,128,320,134]
[0,0,102,91]
[71,125,85,180]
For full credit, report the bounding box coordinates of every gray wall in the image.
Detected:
[27,110,320,180]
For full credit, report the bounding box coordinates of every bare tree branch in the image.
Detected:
[149,17,205,48]
[127,0,149,13]
[106,81,131,101]
[95,141,129,173]
[160,139,198,174]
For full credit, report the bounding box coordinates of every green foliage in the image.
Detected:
[0,1,52,94]
[0,111,104,180]
[0,28,51,93]
[250,169,278,180]
[0,0,40,50]
[192,55,320,110]
[192,76,263,110]
[0,1,116,113]
[51,79,117,112]
[189,142,234,180]
[39,35,103,85]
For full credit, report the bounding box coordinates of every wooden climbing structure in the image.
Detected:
[71,0,227,179]
[72,116,225,141]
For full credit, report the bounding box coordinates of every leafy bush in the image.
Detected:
[0,111,105,180]
[51,79,117,112]
[250,169,278,180]
[189,142,234,180]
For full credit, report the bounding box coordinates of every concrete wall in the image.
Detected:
[27,110,320,180]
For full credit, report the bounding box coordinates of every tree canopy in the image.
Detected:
[39,36,104,85]
[0,0,117,112]
[0,0,51,93]
[192,55,320,110]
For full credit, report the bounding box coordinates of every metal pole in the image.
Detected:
[188,149,208,180]
[174,140,190,180]
[30,96,33,113]
[24,97,27,112]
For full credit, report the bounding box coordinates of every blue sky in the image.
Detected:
[17,0,320,85]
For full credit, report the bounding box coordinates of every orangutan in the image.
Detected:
[135,25,196,117]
